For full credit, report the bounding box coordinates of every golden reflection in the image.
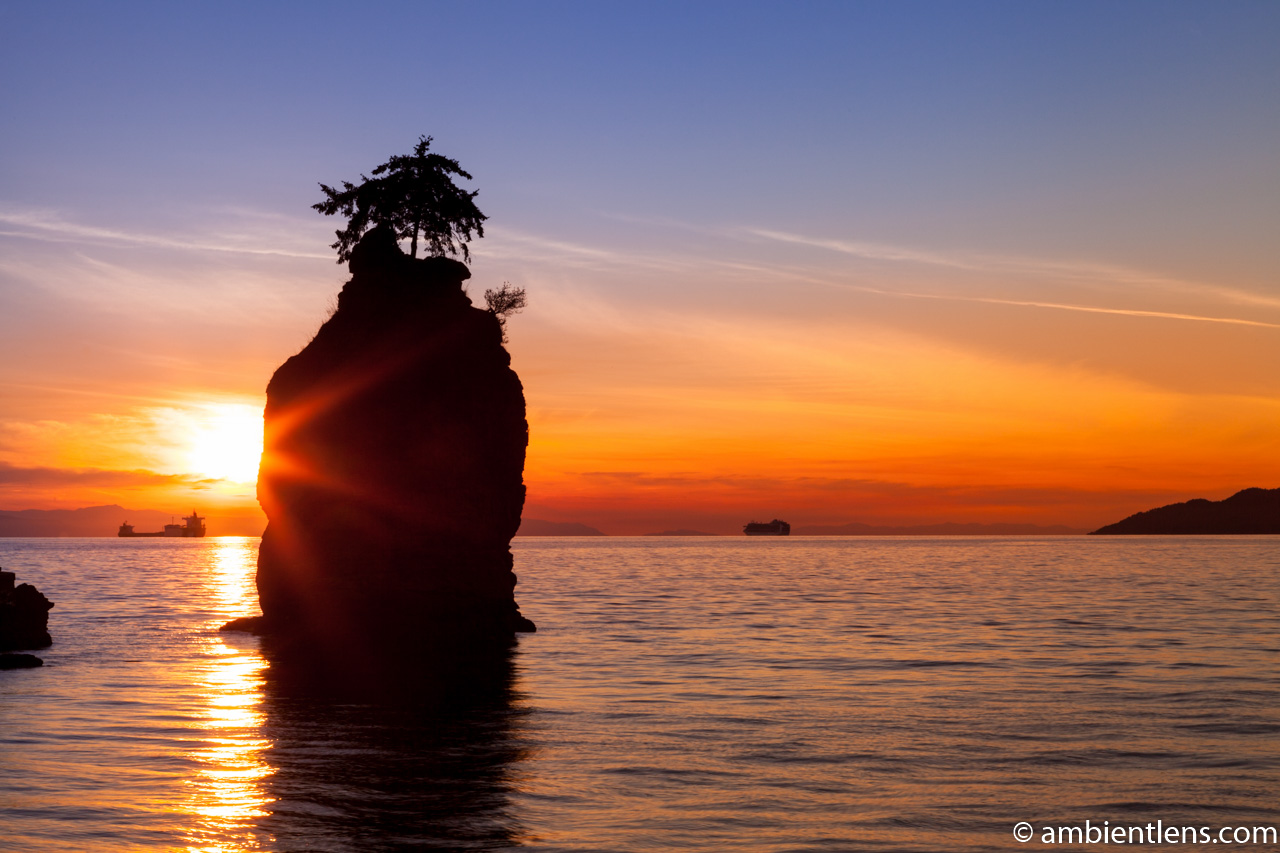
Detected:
[183,537,273,853]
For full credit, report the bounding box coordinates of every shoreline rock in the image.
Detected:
[0,568,54,651]
[0,653,44,669]
[219,615,269,634]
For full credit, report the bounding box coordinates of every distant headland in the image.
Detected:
[1091,487,1280,534]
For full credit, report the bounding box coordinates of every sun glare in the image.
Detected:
[187,404,264,483]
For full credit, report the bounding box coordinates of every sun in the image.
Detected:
[186,404,264,483]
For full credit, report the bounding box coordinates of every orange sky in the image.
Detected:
[4,6,1278,535]
[2,222,1277,535]
[514,248,1280,532]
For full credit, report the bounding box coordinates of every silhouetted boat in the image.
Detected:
[118,511,206,538]
[743,519,790,536]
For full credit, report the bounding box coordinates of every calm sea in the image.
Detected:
[0,536,1277,852]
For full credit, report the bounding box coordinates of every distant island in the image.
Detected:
[794,521,1086,536]
[516,519,606,536]
[1091,487,1280,534]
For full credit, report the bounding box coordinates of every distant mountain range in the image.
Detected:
[0,505,184,537]
[644,529,718,536]
[25,497,1273,539]
[1091,487,1280,534]
[793,521,1086,536]
[516,519,605,536]
[3,509,607,538]
[515,520,1087,536]
[0,505,265,537]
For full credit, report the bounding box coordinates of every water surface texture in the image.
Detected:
[0,537,1277,851]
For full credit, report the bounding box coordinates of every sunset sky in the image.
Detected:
[3,2,1278,534]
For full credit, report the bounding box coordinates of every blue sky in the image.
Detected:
[5,1,1277,262]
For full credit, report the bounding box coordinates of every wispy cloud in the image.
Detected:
[747,227,1280,312]
[484,215,1280,330]
[480,225,701,276]
[800,280,1280,330]
[0,208,331,259]
[8,205,1275,333]
[747,228,982,271]
[908,293,1280,329]
[0,461,218,488]
[477,223,1280,338]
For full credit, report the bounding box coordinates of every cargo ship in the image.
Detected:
[118,511,206,538]
[743,519,790,536]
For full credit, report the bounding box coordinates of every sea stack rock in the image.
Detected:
[0,568,54,652]
[253,226,533,654]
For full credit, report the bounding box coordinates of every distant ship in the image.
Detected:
[743,519,790,536]
[118,511,206,538]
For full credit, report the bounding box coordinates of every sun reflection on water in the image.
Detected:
[183,538,272,853]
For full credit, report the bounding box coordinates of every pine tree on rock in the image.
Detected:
[314,135,487,263]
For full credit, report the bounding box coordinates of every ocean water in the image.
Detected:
[0,536,1277,852]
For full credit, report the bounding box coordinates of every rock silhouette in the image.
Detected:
[1091,487,1280,534]
[246,226,533,654]
[0,568,53,653]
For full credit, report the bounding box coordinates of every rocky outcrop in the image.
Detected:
[0,654,44,669]
[1091,487,1280,534]
[247,227,533,654]
[0,568,53,651]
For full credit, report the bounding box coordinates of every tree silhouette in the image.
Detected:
[314,136,487,263]
[484,282,527,343]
